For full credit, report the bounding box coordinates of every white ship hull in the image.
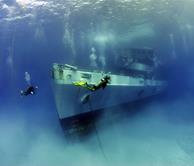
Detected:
[52,64,167,121]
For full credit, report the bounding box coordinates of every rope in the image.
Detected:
[87,98,109,164]
[74,84,110,165]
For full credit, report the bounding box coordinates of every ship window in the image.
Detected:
[66,74,72,79]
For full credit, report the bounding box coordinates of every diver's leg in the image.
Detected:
[21,90,28,96]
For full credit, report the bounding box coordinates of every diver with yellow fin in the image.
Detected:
[73,75,111,91]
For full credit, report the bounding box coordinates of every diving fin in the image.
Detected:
[73,81,87,86]
[80,93,91,104]
[73,81,95,91]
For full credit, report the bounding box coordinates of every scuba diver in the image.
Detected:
[21,85,38,96]
[92,75,111,91]
[73,75,111,104]
[20,72,38,96]
[73,75,111,91]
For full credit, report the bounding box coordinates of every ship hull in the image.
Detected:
[54,85,165,135]
[53,83,165,120]
[51,63,167,134]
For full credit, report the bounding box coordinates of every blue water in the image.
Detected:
[0,0,194,165]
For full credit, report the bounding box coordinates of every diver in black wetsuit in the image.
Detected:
[20,86,38,96]
[20,72,38,96]
[80,75,111,104]
[73,75,111,91]
[92,75,111,91]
